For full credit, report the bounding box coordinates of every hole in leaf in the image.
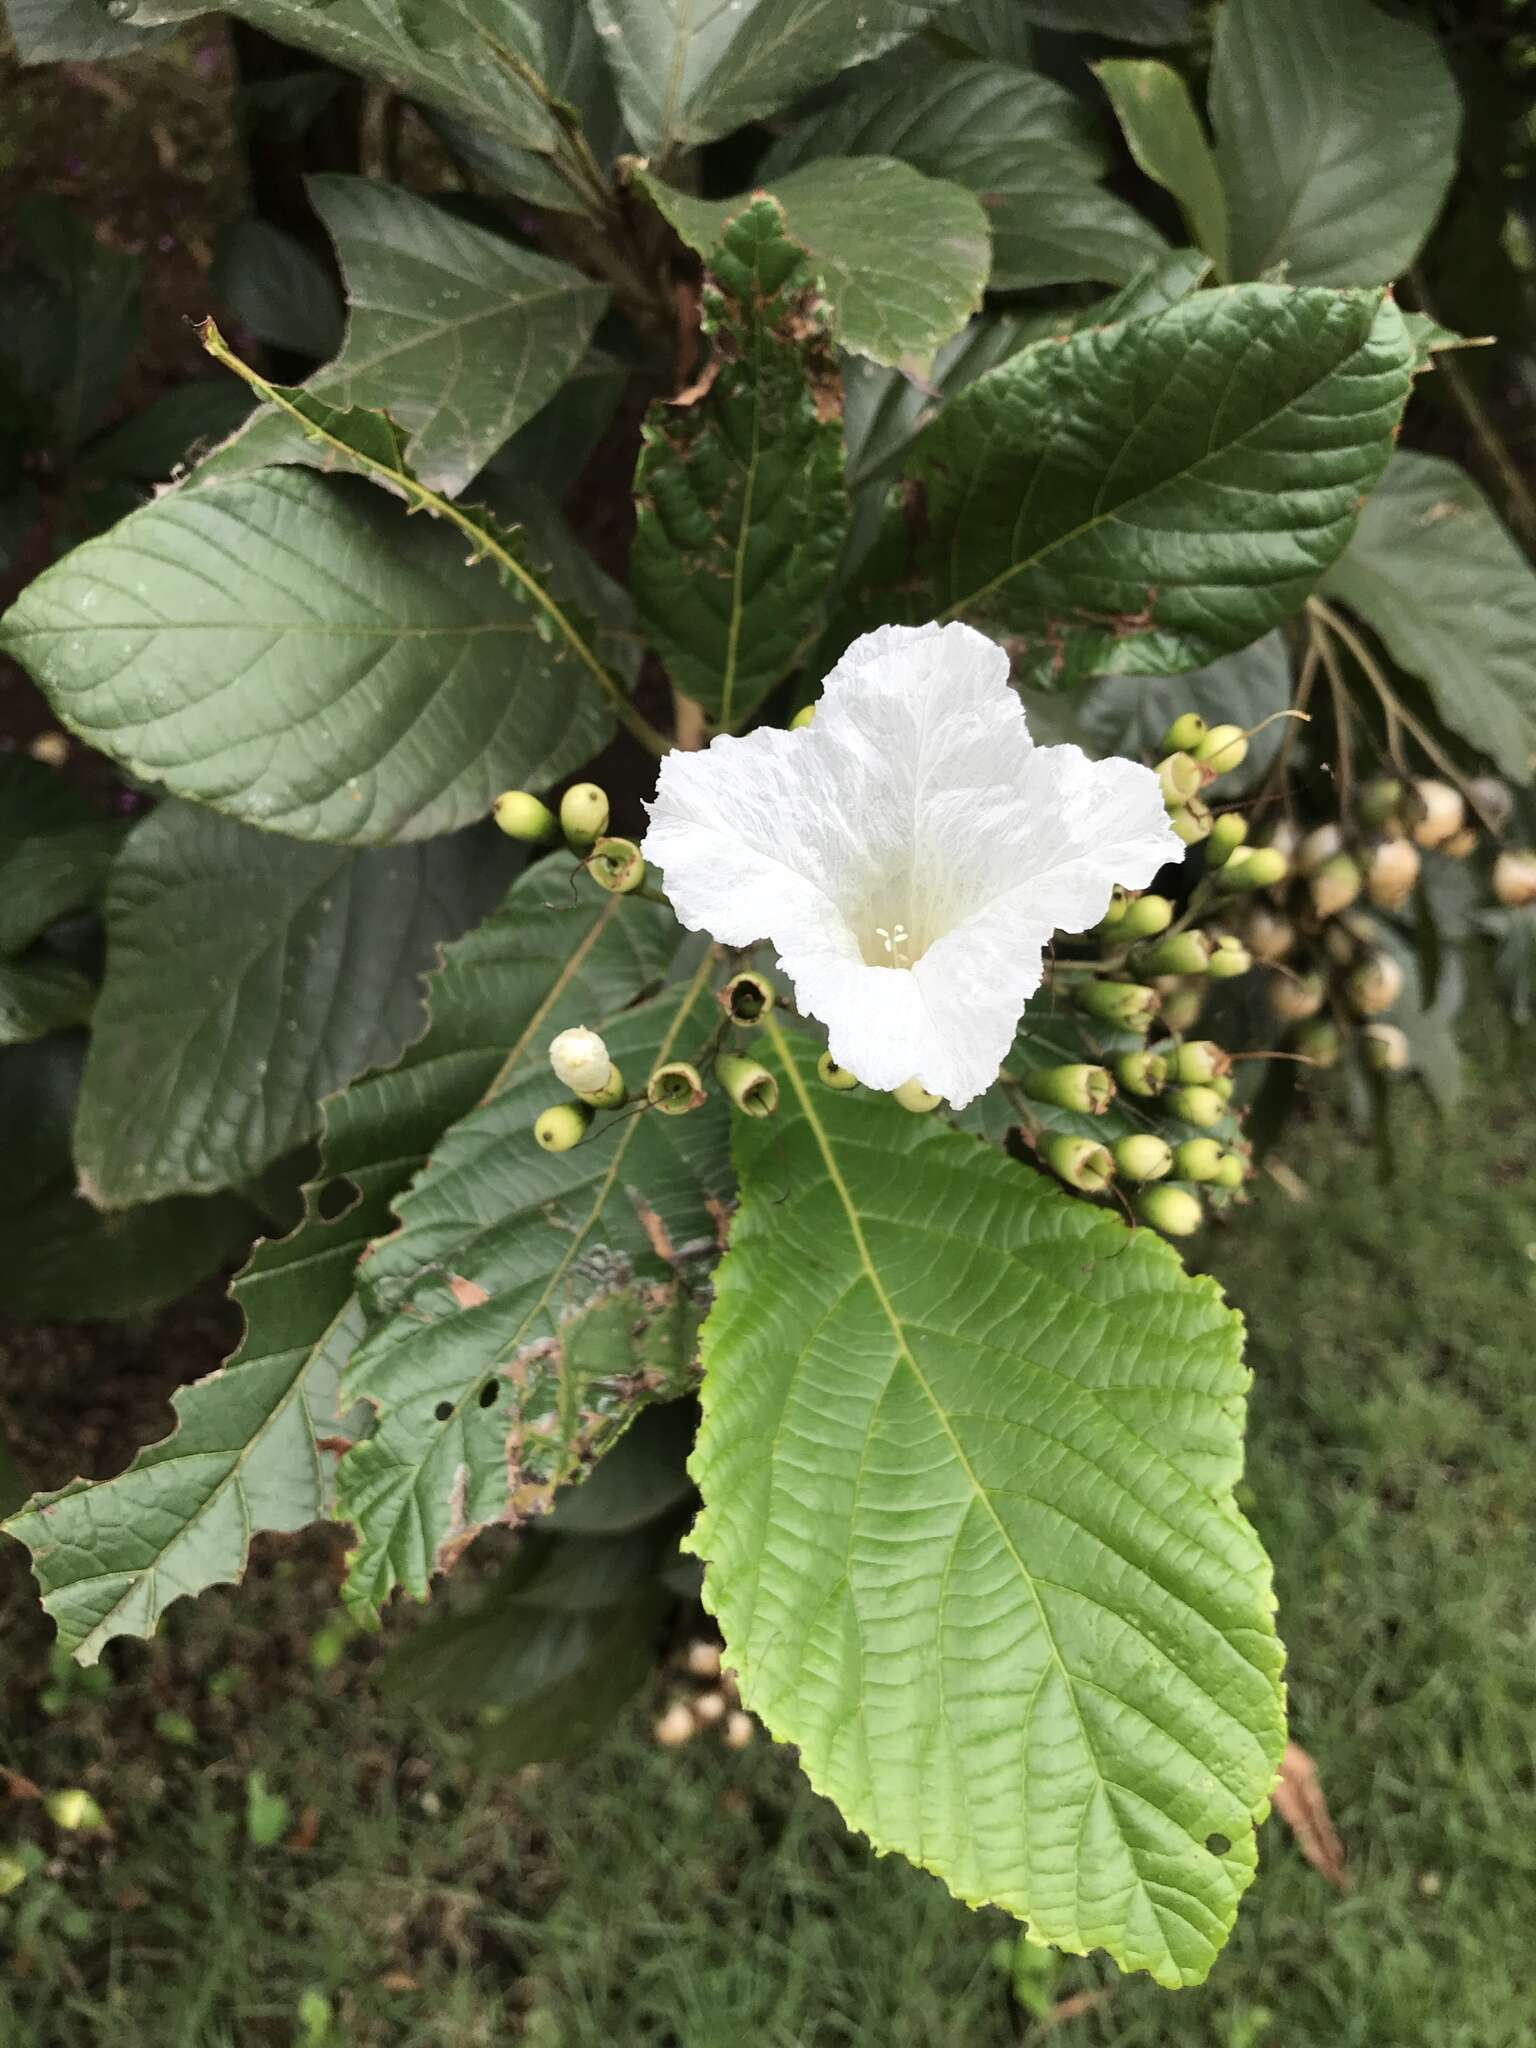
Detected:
[1205,1832,1232,1858]
[315,1175,360,1223]
[433,1401,453,1422]
[478,1381,498,1409]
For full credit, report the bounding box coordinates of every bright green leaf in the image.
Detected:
[765,58,1165,292]
[853,284,1415,685]
[74,802,513,1207]
[1096,59,1228,277]
[631,198,849,728]
[1322,451,1536,784]
[640,158,989,373]
[0,468,616,843]
[691,1024,1285,1986]
[1211,0,1460,286]
[336,959,733,1619]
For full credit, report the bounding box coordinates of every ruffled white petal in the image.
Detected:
[642,621,1184,1108]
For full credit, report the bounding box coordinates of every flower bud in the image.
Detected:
[534,1101,593,1151]
[1493,848,1536,907]
[1170,796,1213,846]
[717,1055,779,1117]
[1213,1150,1247,1190]
[1206,934,1252,979]
[1441,826,1478,861]
[720,969,775,1023]
[1140,929,1212,976]
[1469,775,1513,832]
[589,836,647,894]
[1207,813,1249,867]
[1169,1084,1225,1127]
[559,781,610,850]
[1170,1039,1230,1085]
[1357,777,1405,831]
[789,702,817,730]
[1021,1063,1114,1114]
[1157,752,1204,807]
[816,1051,860,1091]
[892,1077,942,1114]
[1410,778,1464,849]
[1309,853,1362,920]
[1346,949,1404,1016]
[1173,1137,1224,1181]
[1363,1021,1411,1072]
[1245,907,1296,962]
[1219,845,1288,891]
[1298,822,1344,873]
[493,790,558,843]
[1160,712,1207,754]
[549,1025,612,1097]
[1365,837,1420,910]
[1294,1017,1342,1067]
[1045,1134,1114,1192]
[1193,723,1248,775]
[1135,1184,1203,1236]
[1159,984,1205,1034]
[647,1061,707,1114]
[1113,1133,1173,1182]
[45,1789,106,1833]
[1116,893,1174,941]
[1074,979,1160,1031]
[1113,1049,1167,1096]
[1269,968,1325,1021]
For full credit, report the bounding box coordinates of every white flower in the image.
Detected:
[642,622,1183,1108]
[549,1025,612,1096]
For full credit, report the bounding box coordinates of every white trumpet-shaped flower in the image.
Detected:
[642,622,1183,1107]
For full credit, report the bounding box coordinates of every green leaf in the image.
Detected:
[949,0,1194,48]
[856,283,1415,685]
[690,1023,1285,1987]
[208,219,345,362]
[639,158,990,374]
[631,198,849,729]
[764,58,1165,292]
[335,957,733,1619]
[0,956,95,1044]
[73,802,514,1207]
[1322,451,1536,784]
[587,0,949,154]
[82,381,253,489]
[198,178,606,498]
[0,467,618,843]
[1480,905,1536,1027]
[0,755,127,954]
[1211,0,1460,286]
[3,0,173,65]
[1096,59,1227,278]
[17,198,141,450]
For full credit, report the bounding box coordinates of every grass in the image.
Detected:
[2,1009,1533,2046]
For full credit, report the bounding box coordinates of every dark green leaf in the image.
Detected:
[948,0,1194,48]
[84,381,254,486]
[17,198,141,449]
[209,219,345,361]
[0,955,95,1042]
[0,755,126,954]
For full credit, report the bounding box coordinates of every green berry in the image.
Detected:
[1116,894,1174,941]
[816,1052,861,1091]
[1045,1134,1114,1193]
[1173,1137,1224,1181]
[1160,712,1208,754]
[535,1102,593,1151]
[493,790,558,843]
[559,781,610,850]
[1169,1084,1225,1127]
[1114,1134,1173,1182]
[1134,1184,1204,1236]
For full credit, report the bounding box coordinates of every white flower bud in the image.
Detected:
[549,1026,612,1097]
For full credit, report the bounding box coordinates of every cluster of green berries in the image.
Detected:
[493,780,647,895]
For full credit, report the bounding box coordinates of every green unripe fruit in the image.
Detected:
[589,836,647,894]
[1140,929,1213,976]
[1218,845,1288,891]
[1294,1018,1342,1068]
[1207,813,1249,867]
[1246,907,1296,962]
[1170,796,1213,845]
[1209,1073,1234,1101]
[0,1853,30,1898]
[1270,968,1326,1022]
[535,1101,593,1151]
[45,1789,106,1832]
[648,1061,707,1114]
[1021,1063,1114,1114]
[1159,984,1205,1034]
[1309,852,1363,920]
[892,1077,943,1114]
[1074,978,1160,1031]
[1045,1134,1114,1193]
[1134,1184,1204,1236]
[1173,1137,1224,1181]
[1357,776,1405,830]
[1097,886,1129,932]
[1114,1049,1168,1097]
[816,1051,861,1091]
[1363,1021,1411,1072]
[1160,712,1208,754]
[1206,934,1252,979]
[1193,723,1248,775]
[720,969,774,1023]
[1169,1084,1225,1127]
[790,702,817,730]
[1170,1039,1230,1085]
[493,790,558,843]
[1346,949,1405,1016]
[1213,1150,1247,1190]
[717,1054,779,1118]
[1116,893,1174,940]
[1114,1133,1173,1182]
[577,1064,626,1109]
[559,781,610,850]
[1157,751,1204,806]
